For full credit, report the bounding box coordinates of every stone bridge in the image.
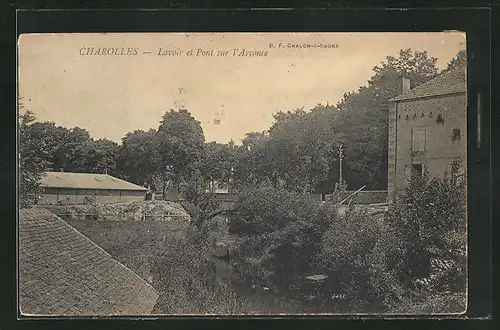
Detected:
[207,193,240,219]
[212,193,239,207]
[162,192,239,220]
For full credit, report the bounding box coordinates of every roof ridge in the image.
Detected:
[46,171,109,175]
[410,66,464,89]
[41,171,148,191]
[389,66,466,102]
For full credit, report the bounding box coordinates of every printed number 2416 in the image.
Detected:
[332,293,347,300]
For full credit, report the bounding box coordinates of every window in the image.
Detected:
[412,127,426,151]
[436,114,444,123]
[411,163,423,178]
[452,128,461,141]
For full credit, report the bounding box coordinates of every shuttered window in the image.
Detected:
[412,127,426,151]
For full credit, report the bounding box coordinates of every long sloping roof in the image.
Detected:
[40,172,148,191]
[389,66,466,102]
[19,208,159,316]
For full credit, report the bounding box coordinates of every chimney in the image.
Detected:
[400,77,411,95]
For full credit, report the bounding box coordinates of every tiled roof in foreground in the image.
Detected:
[19,208,159,316]
[40,172,148,191]
[389,66,466,102]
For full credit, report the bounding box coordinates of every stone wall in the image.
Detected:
[388,93,467,202]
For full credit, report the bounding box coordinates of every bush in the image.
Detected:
[151,229,252,314]
[387,163,466,291]
[227,163,466,314]
[365,162,467,313]
[180,176,222,229]
[313,209,389,312]
[230,185,332,235]
[312,161,467,313]
[230,186,334,296]
[397,292,467,314]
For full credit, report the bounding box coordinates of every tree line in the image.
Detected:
[19,48,466,207]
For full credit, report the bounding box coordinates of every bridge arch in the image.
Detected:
[207,207,238,221]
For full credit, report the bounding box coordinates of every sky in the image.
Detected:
[19,32,466,144]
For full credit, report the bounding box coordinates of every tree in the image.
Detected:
[19,107,50,208]
[268,108,307,134]
[86,138,120,175]
[236,48,439,193]
[444,49,466,72]
[201,141,237,192]
[241,131,268,151]
[266,106,345,193]
[21,117,122,175]
[22,121,69,171]
[155,109,205,194]
[230,186,334,294]
[59,126,93,172]
[336,48,439,189]
[117,129,159,187]
[236,106,346,194]
[233,131,273,189]
[369,49,438,89]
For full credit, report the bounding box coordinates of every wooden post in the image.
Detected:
[338,185,366,205]
[339,144,344,185]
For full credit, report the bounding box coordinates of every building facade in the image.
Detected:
[387,67,467,203]
[39,172,148,205]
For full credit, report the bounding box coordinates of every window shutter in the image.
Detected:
[410,128,413,150]
[424,127,427,150]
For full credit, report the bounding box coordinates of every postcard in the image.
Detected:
[18,32,467,316]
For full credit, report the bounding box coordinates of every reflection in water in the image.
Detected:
[209,256,309,314]
[205,215,333,314]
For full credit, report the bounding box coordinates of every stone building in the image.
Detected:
[387,66,467,203]
[38,171,148,205]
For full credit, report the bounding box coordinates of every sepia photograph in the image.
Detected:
[18,32,467,316]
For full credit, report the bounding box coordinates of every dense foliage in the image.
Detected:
[21,118,120,176]
[19,108,49,208]
[229,49,441,193]
[117,129,159,188]
[155,109,206,190]
[19,48,467,313]
[229,161,466,313]
[151,230,252,314]
[20,48,459,200]
[202,141,237,192]
[230,186,334,293]
[386,161,467,294]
